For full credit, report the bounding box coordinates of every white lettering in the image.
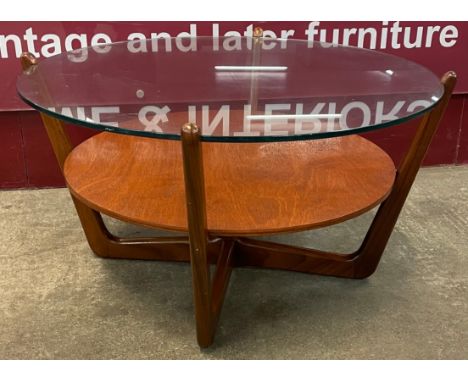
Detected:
[127,32,147,53]
[64,33,87,51]
[92,107,120,127]
[357,28,377,49]
[390,21,403,49]
[212,23,220,51]
[262,30,277,50]
[139,105,170,132]
[202,105,230,136]
[425,25,441,48]
[234,104,261,136]
[91,33,112,53]
[24,27,39,56]
[264,104,291,136]
[305,21,320,47]
[223,32,242,51]
[342,28,358,46]
[65,34,88,63]
[380,21,389,49]
[151,32,172,52]
[407,100,431,112]
[294,103,326,134]
[340,101,371,129]
[40,34,61,57]
[0,34,22,58]
[176,24,197,52]
[375,101,405,123]
[280,29,294,48]
[403,26,423,48]
[440,25,458,48]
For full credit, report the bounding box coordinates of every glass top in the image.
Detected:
[17,36,444,142]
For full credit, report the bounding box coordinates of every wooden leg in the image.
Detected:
[178,123,236,347]
[38,110,196,262]
[21,53,195,262]
[70,194,193,262]
[235,72,457,279]
[181,123,213,347]
[235,238,356,277]
[352,72,457,278]
[181,124,234,347]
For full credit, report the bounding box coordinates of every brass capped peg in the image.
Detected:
[253,27,263,38]
[20,52,38,73]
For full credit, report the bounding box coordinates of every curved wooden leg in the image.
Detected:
[70,194,193,261]
[39,110,194,262]
[352,72,457,278]
[21,54,191,262]
[235,238,356,277]
[236,72,457,280]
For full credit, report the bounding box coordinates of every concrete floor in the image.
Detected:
[0,166,467,359]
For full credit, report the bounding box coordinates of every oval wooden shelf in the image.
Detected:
[64,133,396,236]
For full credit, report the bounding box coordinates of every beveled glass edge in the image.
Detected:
[17,86,443,143]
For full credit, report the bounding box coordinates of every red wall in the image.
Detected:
[1,95,466,189]
[1,21,467,189]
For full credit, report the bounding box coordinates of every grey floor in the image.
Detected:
[0,166,467,359]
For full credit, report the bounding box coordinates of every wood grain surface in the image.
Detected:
[64,133,396,236]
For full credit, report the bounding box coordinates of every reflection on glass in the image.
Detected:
[214,66,288,71]
[17,36,444,142]
[246,114,341,120]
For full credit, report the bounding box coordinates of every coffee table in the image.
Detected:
[17,29,455,347]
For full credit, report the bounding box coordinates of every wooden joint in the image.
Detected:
[253,27,263,38]
[20,52,38,72]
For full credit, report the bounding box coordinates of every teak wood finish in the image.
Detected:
[20,52,457,348]
[63,133,396,235]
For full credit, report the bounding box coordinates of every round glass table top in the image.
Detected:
[17,36,444,142]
